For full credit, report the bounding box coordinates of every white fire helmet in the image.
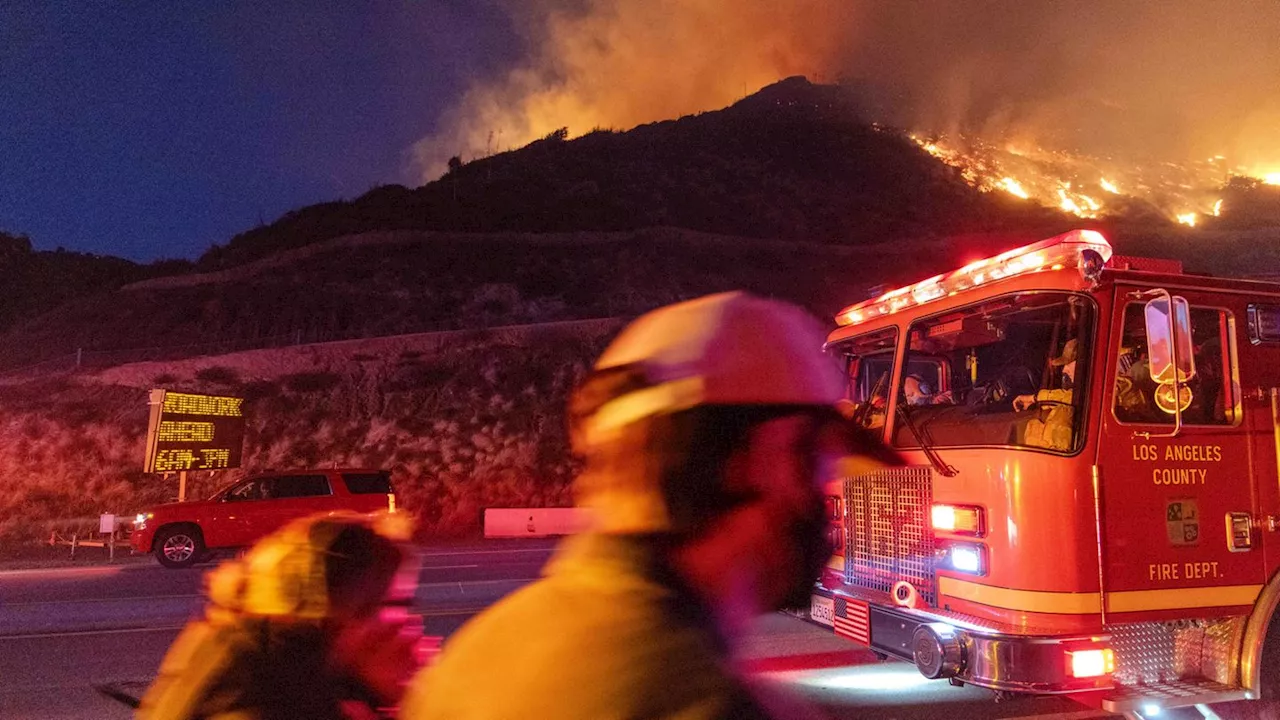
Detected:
[580,291,844,445]
[573,292,903,533]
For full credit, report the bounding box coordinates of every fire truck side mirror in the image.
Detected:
[1144,295,1196,385]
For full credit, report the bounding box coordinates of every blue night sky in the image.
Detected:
[0,3,521,262]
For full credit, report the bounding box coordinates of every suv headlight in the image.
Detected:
[135,513,153,529]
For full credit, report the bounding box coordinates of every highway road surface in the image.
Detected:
[0,540,1265,719]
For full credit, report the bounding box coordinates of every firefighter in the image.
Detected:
[1013,338,1078,450]
[137,512,424,720]
[903,374,953,406]
[400,291,902,720]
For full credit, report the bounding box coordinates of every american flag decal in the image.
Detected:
[833,597,871,646]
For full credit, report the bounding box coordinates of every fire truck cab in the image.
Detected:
[813,229,1280,714]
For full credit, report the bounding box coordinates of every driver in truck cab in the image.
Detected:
[1012,338,1078,451]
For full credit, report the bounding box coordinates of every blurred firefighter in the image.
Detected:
[138,512,425,720]
[1013,337,1079,450]
[400,292,903,720]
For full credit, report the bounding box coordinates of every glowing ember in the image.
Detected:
[1058,189,1083,215]
[1100,179,1120,194]
[1000,178,1030,199]
[1212,199,1223,216]
[1177,212,1198,227]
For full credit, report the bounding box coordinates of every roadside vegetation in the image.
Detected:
[0,321,612,549]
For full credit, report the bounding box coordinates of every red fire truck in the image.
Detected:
[812,229,1280,714]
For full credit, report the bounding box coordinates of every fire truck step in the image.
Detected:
[1099,679,1249,714]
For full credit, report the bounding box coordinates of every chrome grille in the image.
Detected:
[843,465,935,605]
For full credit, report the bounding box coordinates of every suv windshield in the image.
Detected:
[892,292,1094,454]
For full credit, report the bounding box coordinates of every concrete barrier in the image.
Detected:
[483,508,588,538]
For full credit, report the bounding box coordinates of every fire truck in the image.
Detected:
[812,228,1280,715]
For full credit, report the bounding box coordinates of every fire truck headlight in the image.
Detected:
[944,542,986,575]
[931,504,985,536]
[1066,648,1115,678]
[134,513,152,529]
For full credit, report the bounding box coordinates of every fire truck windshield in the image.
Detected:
[891,292,1094,454]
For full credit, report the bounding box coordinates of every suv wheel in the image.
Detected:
[155,527,204,569]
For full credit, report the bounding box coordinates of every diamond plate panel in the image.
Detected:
[1111,622,1178,685]
[843,465,935,605]
[1201,617,1245,686]
[1110,618,1245,686]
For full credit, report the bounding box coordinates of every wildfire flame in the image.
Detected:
[1000,178,1030,199]
[908,133,1265,224]
[1266,173,1280,186]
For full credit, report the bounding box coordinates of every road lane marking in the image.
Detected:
[419,548,554,557]
[417,578,538,589]
[420,607,486,617]
[0,606,490,639]
[0,625,186,640]
[1,593,202,607]
[993,707,1116,712]
[3,576,536,606]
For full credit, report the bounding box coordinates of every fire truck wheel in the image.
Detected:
[155,526,205,569]
[1260,615,1280,699]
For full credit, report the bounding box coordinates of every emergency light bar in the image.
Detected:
[835,229,1113,327]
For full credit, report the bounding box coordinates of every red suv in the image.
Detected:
[131,468,396,569]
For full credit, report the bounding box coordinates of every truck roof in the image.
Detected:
[829,229,1280,342]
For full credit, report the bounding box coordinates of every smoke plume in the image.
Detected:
[414,1,1280,181]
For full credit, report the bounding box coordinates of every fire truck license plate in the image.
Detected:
[810,596,835,627]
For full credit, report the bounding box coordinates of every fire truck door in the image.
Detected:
[1096,287,1265,618]
[1241,320,1280,582]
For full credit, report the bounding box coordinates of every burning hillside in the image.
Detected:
[908,132,1279,228]
[414,2,1280,234]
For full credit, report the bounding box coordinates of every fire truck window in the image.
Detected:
[831,327,898,433]
[893,292,1094,454]
[1114,304,1236,426]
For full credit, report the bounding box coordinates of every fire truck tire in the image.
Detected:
[155,525,205,569]
[1259,615,1280,699]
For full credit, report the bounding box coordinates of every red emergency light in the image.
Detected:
[835,230,1114,327]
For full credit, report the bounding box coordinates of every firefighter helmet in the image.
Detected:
[576,291,844,445]
[205,511,411,621]
[570,292,899,533]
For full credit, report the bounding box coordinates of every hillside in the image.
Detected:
[0,319,616,544]
[3,225,1047,372]
[195,77,1063,270]
[0,232,148,339]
